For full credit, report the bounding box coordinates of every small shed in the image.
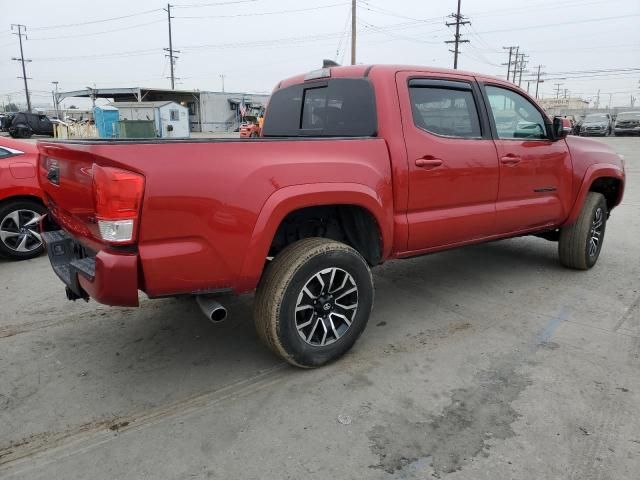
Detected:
[93,105,119,138]
[109,101,190,138]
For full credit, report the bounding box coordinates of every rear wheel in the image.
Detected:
[558,192,607,270]
[254,238,374,368]
[0,200,46,260]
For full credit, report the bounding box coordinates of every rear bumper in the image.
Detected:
[42,229,140,307]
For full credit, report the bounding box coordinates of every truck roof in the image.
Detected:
[276,64,512,91]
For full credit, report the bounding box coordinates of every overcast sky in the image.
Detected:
[1,0,639,109]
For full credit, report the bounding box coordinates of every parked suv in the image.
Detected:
[613,111,640,136]
[579,113,612,136]
[8,112,54,139]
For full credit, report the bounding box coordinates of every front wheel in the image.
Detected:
[254,238,374,368]
[558,192,607,270]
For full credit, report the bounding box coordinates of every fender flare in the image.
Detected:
[236,182,393,293]
[564,163,625,225]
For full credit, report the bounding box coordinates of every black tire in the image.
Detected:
[0,199,47,260]
[254,238,374,368]
[21,126,33,139]
[558,192,607,270]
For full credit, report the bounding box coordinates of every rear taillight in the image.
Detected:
[92,164,145,244]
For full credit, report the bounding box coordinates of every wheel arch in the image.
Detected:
[237,183,393,293]
[0,193,45,209]
[564,164,625,225]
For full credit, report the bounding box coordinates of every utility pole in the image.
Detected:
[163,4,180,90]
[595,89,600,109]
[554,82,563,99]
[502,46,516,81]
[351,0,356,65]
[219,74,226,93]
[11,24,32,112]
[445,0,470,69]
[510,46,519,82]
[534,65,544,99]
[517,53,528,87]
[51,81,59,118]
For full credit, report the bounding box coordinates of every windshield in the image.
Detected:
[584,114,608,122]
[616,112,640,120]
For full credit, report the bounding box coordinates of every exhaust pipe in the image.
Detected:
[196,296,228,323]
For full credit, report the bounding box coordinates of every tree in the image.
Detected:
[3,103,19,112]
[68,105,78,109]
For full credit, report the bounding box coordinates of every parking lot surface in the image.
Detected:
[0,137,638,479]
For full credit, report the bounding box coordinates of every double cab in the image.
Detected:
[38,65,625,367]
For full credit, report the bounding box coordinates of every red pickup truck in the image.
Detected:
[38,65,625,368]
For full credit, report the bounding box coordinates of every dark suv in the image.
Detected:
[8,112,54,138]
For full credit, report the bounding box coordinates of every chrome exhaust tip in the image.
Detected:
[196,296,228,323]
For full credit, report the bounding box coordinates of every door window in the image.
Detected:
[408,85,482,138]
[485,86,547,140]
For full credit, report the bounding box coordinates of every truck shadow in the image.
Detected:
[0,236,567,461]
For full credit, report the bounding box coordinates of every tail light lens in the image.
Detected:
[92,164,145,243]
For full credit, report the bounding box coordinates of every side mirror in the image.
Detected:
[553,116,569,140]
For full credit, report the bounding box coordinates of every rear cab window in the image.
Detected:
[262,78,377,137]
[408,79,482,138]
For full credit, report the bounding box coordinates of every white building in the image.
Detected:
[109,101,189,138]
[56,87,269,134]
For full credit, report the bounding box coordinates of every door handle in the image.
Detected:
[415,157,443,168]
[500,155,521,165]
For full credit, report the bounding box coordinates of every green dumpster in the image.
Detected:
[117,120,156,138]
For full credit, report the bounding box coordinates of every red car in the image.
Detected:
[0,137,46,260]
[38,65,625,367]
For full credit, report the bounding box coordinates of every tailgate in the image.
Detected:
[37,141,145,250]
[38,142,101,246]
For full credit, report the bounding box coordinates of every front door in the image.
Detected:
[481,84,572,233]
[397,72,500,251]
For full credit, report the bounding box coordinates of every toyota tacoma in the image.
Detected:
[37,65,625,367]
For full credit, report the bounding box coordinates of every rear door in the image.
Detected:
[397,72,500,251]
[480,83,572,233]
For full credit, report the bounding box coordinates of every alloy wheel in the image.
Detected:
[0,209,43,253]
[295,267,359,347]
[588,207,604,258]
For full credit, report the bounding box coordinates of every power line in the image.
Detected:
[29,9,162,31]
[355,0,440,23]
[11,24,31,112]
[445,0,470,69]
[473,13,640,35]
[27,20,165,41]
[172,0,256,8]
[175,3,347,19]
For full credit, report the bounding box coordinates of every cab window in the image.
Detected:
[485,86,547,140]
[408,82,482,138]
